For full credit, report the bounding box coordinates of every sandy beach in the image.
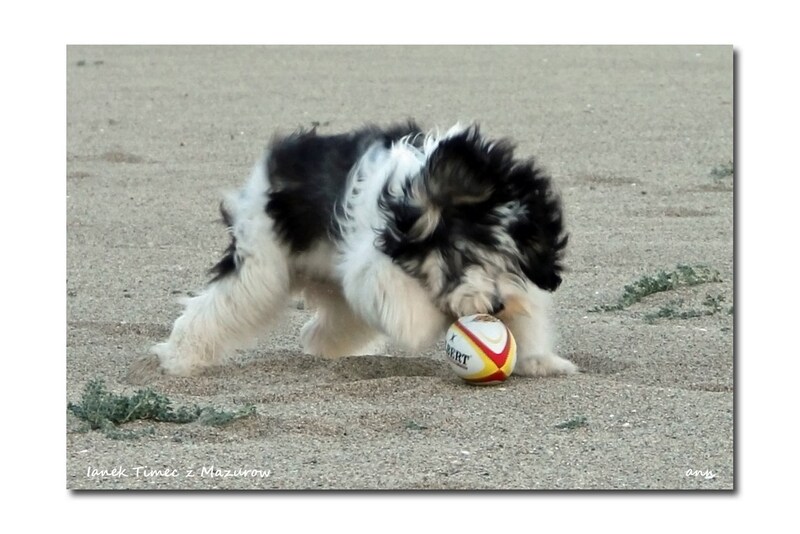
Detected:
[66,45,733,490]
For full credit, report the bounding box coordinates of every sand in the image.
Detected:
[66,45,733,490]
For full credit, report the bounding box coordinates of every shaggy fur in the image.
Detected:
[148,122,577,378]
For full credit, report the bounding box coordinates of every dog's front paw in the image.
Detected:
[514,353,578,377]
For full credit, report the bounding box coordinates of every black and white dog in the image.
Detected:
[149,122,577,377]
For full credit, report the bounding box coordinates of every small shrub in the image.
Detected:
[68,379,255,439]
[592,264,722,312]
[709,161,734,180]
[643,294,727,324]
[555,415,589,430]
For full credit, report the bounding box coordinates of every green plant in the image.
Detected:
[555,415,588,430]
[591,264,722,312]
[643,294,727,324]
[709,160,734,180]
[405,420,428,431]
[68,379,255,439]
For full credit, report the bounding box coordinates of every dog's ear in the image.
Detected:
[423,126,515,207]
[512,190,569,292]
[524,251,566,292]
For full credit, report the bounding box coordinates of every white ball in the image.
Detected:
[445,314,517,385]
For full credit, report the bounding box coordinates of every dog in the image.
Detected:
[147,121,577,378]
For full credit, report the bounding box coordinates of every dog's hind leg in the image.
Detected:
[299,281,382,357]
[151,253,290,376]
[150,164,291,376]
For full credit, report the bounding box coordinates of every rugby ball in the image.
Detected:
[445,314,516,385]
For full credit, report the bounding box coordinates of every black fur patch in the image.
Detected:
[378,125,568,293]
[208,202,238,282]
[207,121,421,283]
[265,121,422,253]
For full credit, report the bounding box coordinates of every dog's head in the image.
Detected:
[377,124,568,319]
